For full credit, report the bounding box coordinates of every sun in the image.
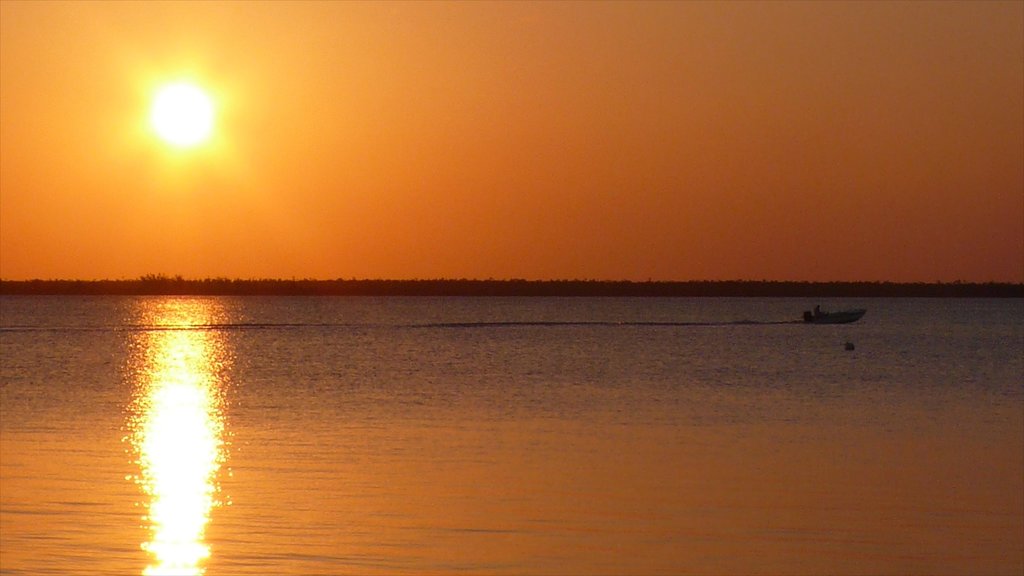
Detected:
[150,82,215,148]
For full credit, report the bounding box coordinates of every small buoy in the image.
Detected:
[844,341,855,351]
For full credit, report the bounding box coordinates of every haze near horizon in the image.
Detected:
[1,1,1021,282]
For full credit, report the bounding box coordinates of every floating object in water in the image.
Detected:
[844,341,855,351]
[803,306,867,324]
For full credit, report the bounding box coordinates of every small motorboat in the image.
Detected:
[803,306,866,324]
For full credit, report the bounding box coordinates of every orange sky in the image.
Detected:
[1,1,1021,282]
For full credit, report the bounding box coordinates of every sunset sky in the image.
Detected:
[1,1,1021,282]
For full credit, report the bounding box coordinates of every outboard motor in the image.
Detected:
[803,310,813,322]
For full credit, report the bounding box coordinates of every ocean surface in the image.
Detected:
[1,296,1021,575]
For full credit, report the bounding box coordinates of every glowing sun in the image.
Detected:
[150,83,214,148]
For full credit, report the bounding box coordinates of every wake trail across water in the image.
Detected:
[0,319,803,333]
[415,320,801,328]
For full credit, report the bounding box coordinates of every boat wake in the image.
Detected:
[416,320,802,328]
[1,319,805,333]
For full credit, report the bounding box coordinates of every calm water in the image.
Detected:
[1,296,1022,575]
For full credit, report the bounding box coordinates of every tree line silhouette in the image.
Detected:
[1,276,1020,297]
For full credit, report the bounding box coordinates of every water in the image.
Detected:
[1,296,1022,575]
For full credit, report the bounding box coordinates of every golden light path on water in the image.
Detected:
[126,299,230,576]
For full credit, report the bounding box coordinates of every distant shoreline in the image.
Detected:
[1,278,1021,297]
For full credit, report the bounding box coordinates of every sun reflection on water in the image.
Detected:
[126,299,230,576]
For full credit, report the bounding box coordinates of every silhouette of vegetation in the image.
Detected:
[0,276,1021,297]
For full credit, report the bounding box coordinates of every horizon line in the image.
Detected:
[2,276,1022,285]
[2,277,1021,298]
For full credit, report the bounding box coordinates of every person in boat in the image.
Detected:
[804,305,827,322]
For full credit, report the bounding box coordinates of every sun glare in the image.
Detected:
[150,83,215,148]
[127,299,229,576]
